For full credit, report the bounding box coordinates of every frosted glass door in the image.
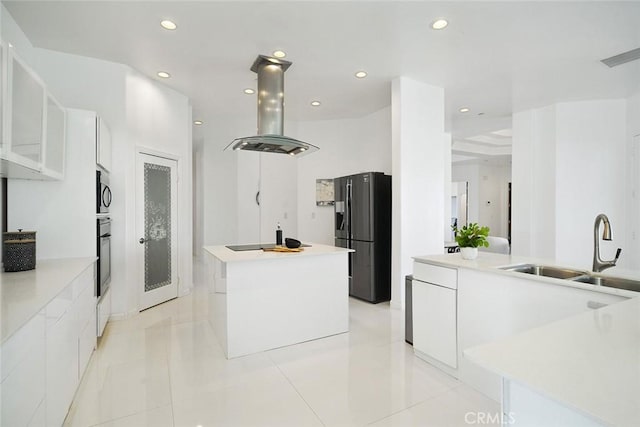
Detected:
[137,152,178,310]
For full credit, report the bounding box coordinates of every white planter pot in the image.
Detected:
[460,247,478,260]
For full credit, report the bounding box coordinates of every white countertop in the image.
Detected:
[204,243,353,263]
[413,252,640,299]
[464,297,640,426]
[1,257,96,344]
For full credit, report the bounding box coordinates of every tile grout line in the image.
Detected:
[269,354,328,427]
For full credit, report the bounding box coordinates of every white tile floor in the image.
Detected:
[63,262,499,427]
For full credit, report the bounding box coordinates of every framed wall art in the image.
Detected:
[316,179,335,206]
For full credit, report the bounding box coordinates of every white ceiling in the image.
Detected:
[4,1,640,158]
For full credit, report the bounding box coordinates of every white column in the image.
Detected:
[512,105,557,259]
[391,77,445,308]
[512,100,627,270]
[444,133,452,241]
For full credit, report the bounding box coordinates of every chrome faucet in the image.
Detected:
[592,214,622,273]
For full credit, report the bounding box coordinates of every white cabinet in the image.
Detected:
[46,285,78,427]
[0,46,66,180]
[457,268,628,401]
[0,311,46,427]
[412,262,458,369]
[96,116,112,172]
[0,262,96,426]
[46,264,96,426]
[97,286,111,337]
[504,380,603,427]
[6,49,45,171]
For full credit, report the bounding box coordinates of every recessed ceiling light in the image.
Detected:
[157,71,170,78]
[355,71,368,79]
[160,20,177,30]
[459,107,470,113]
[431,19,449,30]
[194,120,203,125]
[272,50,286,58]
[244,88,255,94]
[310,101,321,107]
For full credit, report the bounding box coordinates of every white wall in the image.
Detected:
[201,117,244,248]
[192,139,205,259]
[259,153,298,243]
[512,105,557,259]
[512,100,628,271]
[391,77,445,308]
[295,106,392,245]
[443,133,452,241]
[626,91,640,270]
[555,100,626,269]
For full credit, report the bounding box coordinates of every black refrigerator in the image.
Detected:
[334,172,392,303]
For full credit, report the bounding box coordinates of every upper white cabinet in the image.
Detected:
[96,116,111,172]
[7,50,45,170]
[42,93,66,179]
[0,45,66,180]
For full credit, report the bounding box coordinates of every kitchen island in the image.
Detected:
[204,243,353,358]
[411,252,639,426]
[465,297,640,427]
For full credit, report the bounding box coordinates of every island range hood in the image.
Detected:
[225,55,318,156]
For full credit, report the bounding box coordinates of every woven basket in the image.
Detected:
[3,230,36,272]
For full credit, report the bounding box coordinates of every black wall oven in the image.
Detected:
[96,170,112,213]
[97,218,111,299]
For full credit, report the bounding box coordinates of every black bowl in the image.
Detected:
[285,238,301,249]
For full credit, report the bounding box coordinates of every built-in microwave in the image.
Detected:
[96,170,112,213]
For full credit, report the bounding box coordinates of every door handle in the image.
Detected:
[139,238,146,244]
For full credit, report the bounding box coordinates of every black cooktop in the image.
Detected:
[226,243,310,251]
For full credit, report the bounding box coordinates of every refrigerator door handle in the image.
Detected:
[346,180,352,239]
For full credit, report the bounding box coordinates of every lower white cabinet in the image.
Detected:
[46,304,78,427]
[0,263,96,427]
[0,311,46,427]
[412,262,458,370]
[27,399,46,427]
[412,279,457,368]
[97,286,111,337]
[458,268,628,401]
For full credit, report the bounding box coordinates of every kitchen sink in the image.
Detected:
[572,274,640,292]
[501,264,587,280]
[501,263,640,293]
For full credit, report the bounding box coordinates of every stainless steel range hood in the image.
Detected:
[225,55,318,156]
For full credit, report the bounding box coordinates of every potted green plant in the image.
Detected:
[452,223,490,260]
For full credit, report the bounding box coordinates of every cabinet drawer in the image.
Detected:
[0,336,46,426]
[412,280,457,368]
[1,310,45,382]
[78,317,96,380]
[413,262,457,289]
